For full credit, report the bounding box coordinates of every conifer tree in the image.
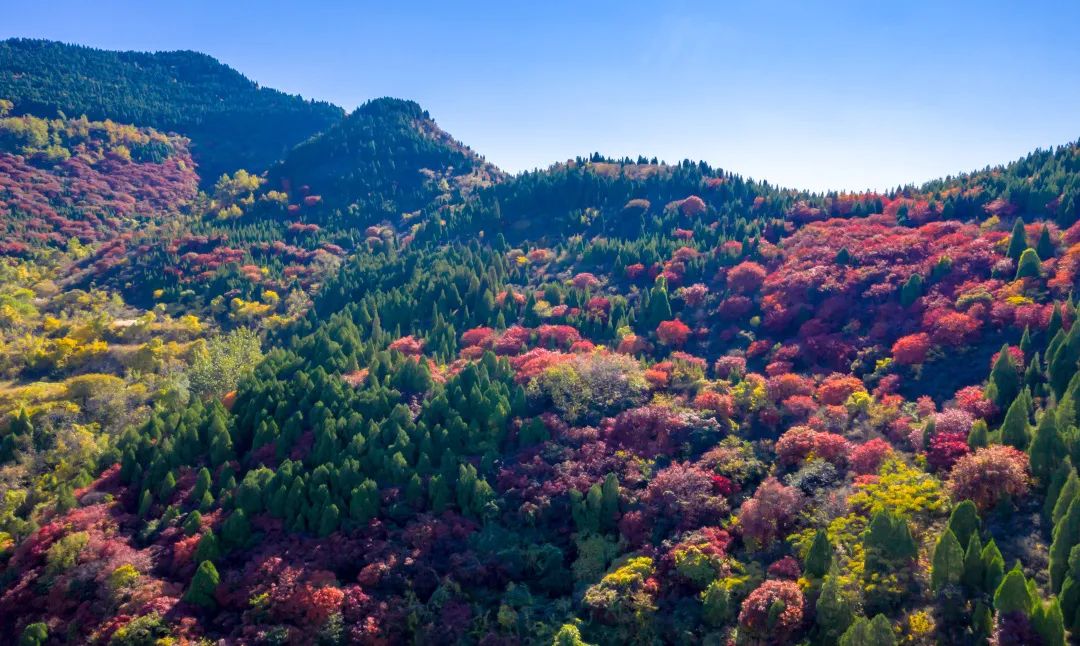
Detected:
[1016,248,1043,279]
[994,564,1033,616]
[816,573,854,643]
[1031,410,1066,487]
[990,344,1021,408]
[805,529,833,579]
[931,529,965,592]
[1038,224,1056,259]
[947,500,981,548]
[1007,218,1028,260]
[839,614,896,646]
[184,560,220,608]
[1001,394,1031,451]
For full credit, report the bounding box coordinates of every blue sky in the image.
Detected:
[3,0,1079,191]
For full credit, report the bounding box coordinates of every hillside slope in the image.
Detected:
[0,38,344,182]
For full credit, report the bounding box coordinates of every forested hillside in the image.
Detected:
[4,40,1080,646]
[0,39,344,183]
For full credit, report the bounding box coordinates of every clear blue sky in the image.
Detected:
[3,0,1078,192]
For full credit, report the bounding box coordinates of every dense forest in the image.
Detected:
[3,38,1080,646]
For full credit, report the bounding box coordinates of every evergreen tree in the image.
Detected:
[1000,394,1031,451]
[1037,224,1056,259]
[968,419,989,450]
[1016,248,1043,279]
[931,529,965,592]
[899,274,923,307]
[982,539,1006,593]
[1051,496,1080,592]
[816,573,854,643]
[1007,218,1028,260]
[947,500,981,548]
[194,530,221,564]
[805,529,833,579]
[1032,597,1066,646]
[839,614,896,646]
[989,344,1021,409]
[1031,410,1066,487]
[184,560,220,608]
[1052,467,1080,525]
[963,533,985,594]
[994,564,1033,616]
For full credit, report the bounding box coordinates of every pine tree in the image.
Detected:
[221,510,251,549]
[931,529,965,592]
[1020,326,1034,357]
[1016,248,1043,279]
[184,560,220,608]
[1007,218,1028,260]
[805,529,833,579]
[1053,468,1080,525]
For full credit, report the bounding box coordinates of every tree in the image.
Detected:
[839,614,896,646]
[900,273,924,308]
[18,623,47,646]
[656,319,691,347]
[1051,496,1080,592]
[188,328,264,400]
[1030,411,1065,488]
[946,445,1030,511]
[1032,597,1066,646]
[1037,224,1056,259]
[1016,248,1043,279]
[551,623,593,646]
[1000,395,1031,451]
[737,579,805,643]
[947,500,981,548]
[1007,218,1028,260]
[816,573,854,642]
[989,344,1021,409]
[185,560,220,608]
[994,564,1033,616]
[931,528,964,592]
[804,529,833,578]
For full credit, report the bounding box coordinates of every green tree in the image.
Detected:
[184,560,220,608]
[804,529,833,579]
[931,528,965,592]
[1000,394,1031,451]
[1032,597,1066,646]
[188,328,264,400]
[947,500,981,548]
[1037,224,1056,259]
[982,539,1006,594]
[968,419,989,450]
[1016,248,1043,279]
[1051,496,1080,592]
[900,274,923,307]
[994,564,1033,615]
[816,573,855,643]
[839,614,896,646]
[1007,218,1028,260]
[18,623,47,646]
[989,344,1021,409]
[1031,411,1066,487]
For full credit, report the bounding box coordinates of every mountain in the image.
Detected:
[5,41,1080,646]
[0,38,344,183]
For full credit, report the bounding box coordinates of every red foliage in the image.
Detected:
[738,580,805,641]
[692,391,734,418]
[536,324,581,349]
[816,373,866,406]
[947,445,1030,511]
[955,385,997,420]
[640,462,729,532]
[679,283,709,307]
[929,310,982,347]
[927,431,970,472]
[775,426,850,467]
[460,327,496,348]
[679,195,707,217]
[571,272,601,290]
[737,477,803,547]
[849,438,894,475]
[892,333,931,366]
[727,261,767,294]
[656,320,691,347]
[388,335,424,356]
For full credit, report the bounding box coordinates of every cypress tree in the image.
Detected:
[900,274,923,307]
[1051,497,1080,592]
[994,564,1033,616]
[1007,218,1028,260]
[1038,224,1056,259]
[1016,248,1043,279]
[982,539,1005,593]
[839,614,896,646]
[1020,326,1034,357]
[963,533,985,593]
[1031,410,1066,487]
[1001,394,1031,451]
[990,344,1021,408]
[1046,459,1076,521]
[194,530,220,564]
[221,510,251,549]
[184,560,220,608]
[1033,597,1066,646]
[931,529,965,592]
[816,574,854,643]
[947,500,981,548]
[805,529,833,579]
[968,419,989,450]
[1053,469,1080,526]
